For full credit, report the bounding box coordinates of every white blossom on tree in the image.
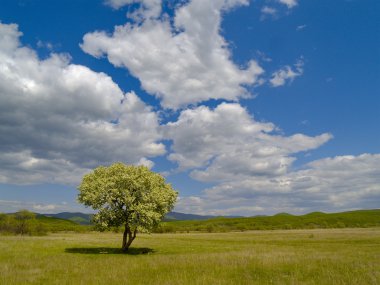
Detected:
[78,162,177,251]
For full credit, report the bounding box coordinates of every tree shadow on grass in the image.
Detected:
[65,247,154,255]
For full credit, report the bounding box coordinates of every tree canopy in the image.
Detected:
[78,162,178,251]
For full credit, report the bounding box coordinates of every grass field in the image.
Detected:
[1,228,379,284]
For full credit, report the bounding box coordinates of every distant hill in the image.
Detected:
[5,209,379,233]
[39,209,380,233]
[44,212,94,225]
[154,209,380,233]
[34,214,88,232]
[164,211,217,221]
[42,211,227,225]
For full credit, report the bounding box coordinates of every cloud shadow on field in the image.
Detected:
[65,247,154,255]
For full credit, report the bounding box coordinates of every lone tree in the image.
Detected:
[78,162,177,251]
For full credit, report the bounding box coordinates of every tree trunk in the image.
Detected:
[122,224,128,251]
[121,224,137,252]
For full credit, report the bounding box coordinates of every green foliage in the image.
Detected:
[0,211,91,235]
[0,210,47,236]
[14,210,37,235]
[78,162,177,249]
[153,209,380,233]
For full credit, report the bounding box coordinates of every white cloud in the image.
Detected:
[296,24,307,31]
[0,199,85,213]
[82,0,263,109]
[3,2,377,218]
[176,154,380,216]
[270,58,304,87]
[0,22,164,184]
[256,51,272,62]
[32,204,57,211]
[161,101,379,217]
[36,40,54,50]
[137,157,155,169]
[104,0,162,19]
[278,0,298,9]
[105,0,158,10]
[261,6,277,19]
[165,102,332,182]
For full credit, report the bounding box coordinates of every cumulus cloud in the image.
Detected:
[161,101,379,217]
[270,58,304,87]
[176,154,380,216]
[165,102,332,182]
[3,2,377,218]
[278,0,298,9]
[82,0,263,109]
[0,22,164,184]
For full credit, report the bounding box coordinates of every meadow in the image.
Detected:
[1,228,379,284]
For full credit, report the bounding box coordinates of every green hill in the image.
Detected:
[43,212,93,225]
[3,209,379,234]
[35,214,90,232]
[164,211,219,221]
[0,211,91,235]
[154,209,380,233]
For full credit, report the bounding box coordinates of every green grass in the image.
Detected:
[0,228,379,284]
[156,209,380,233]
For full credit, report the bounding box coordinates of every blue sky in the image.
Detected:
[0,0,379,215]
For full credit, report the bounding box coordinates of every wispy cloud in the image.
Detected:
[278,0,298,9]
[296,24,307,31]
[104,0,162,19]
[270,58,304,87]
[36,40,54,50]
[0,200,80,213]
[260,6,277,20]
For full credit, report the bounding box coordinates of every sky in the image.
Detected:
[0,0,379,216]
